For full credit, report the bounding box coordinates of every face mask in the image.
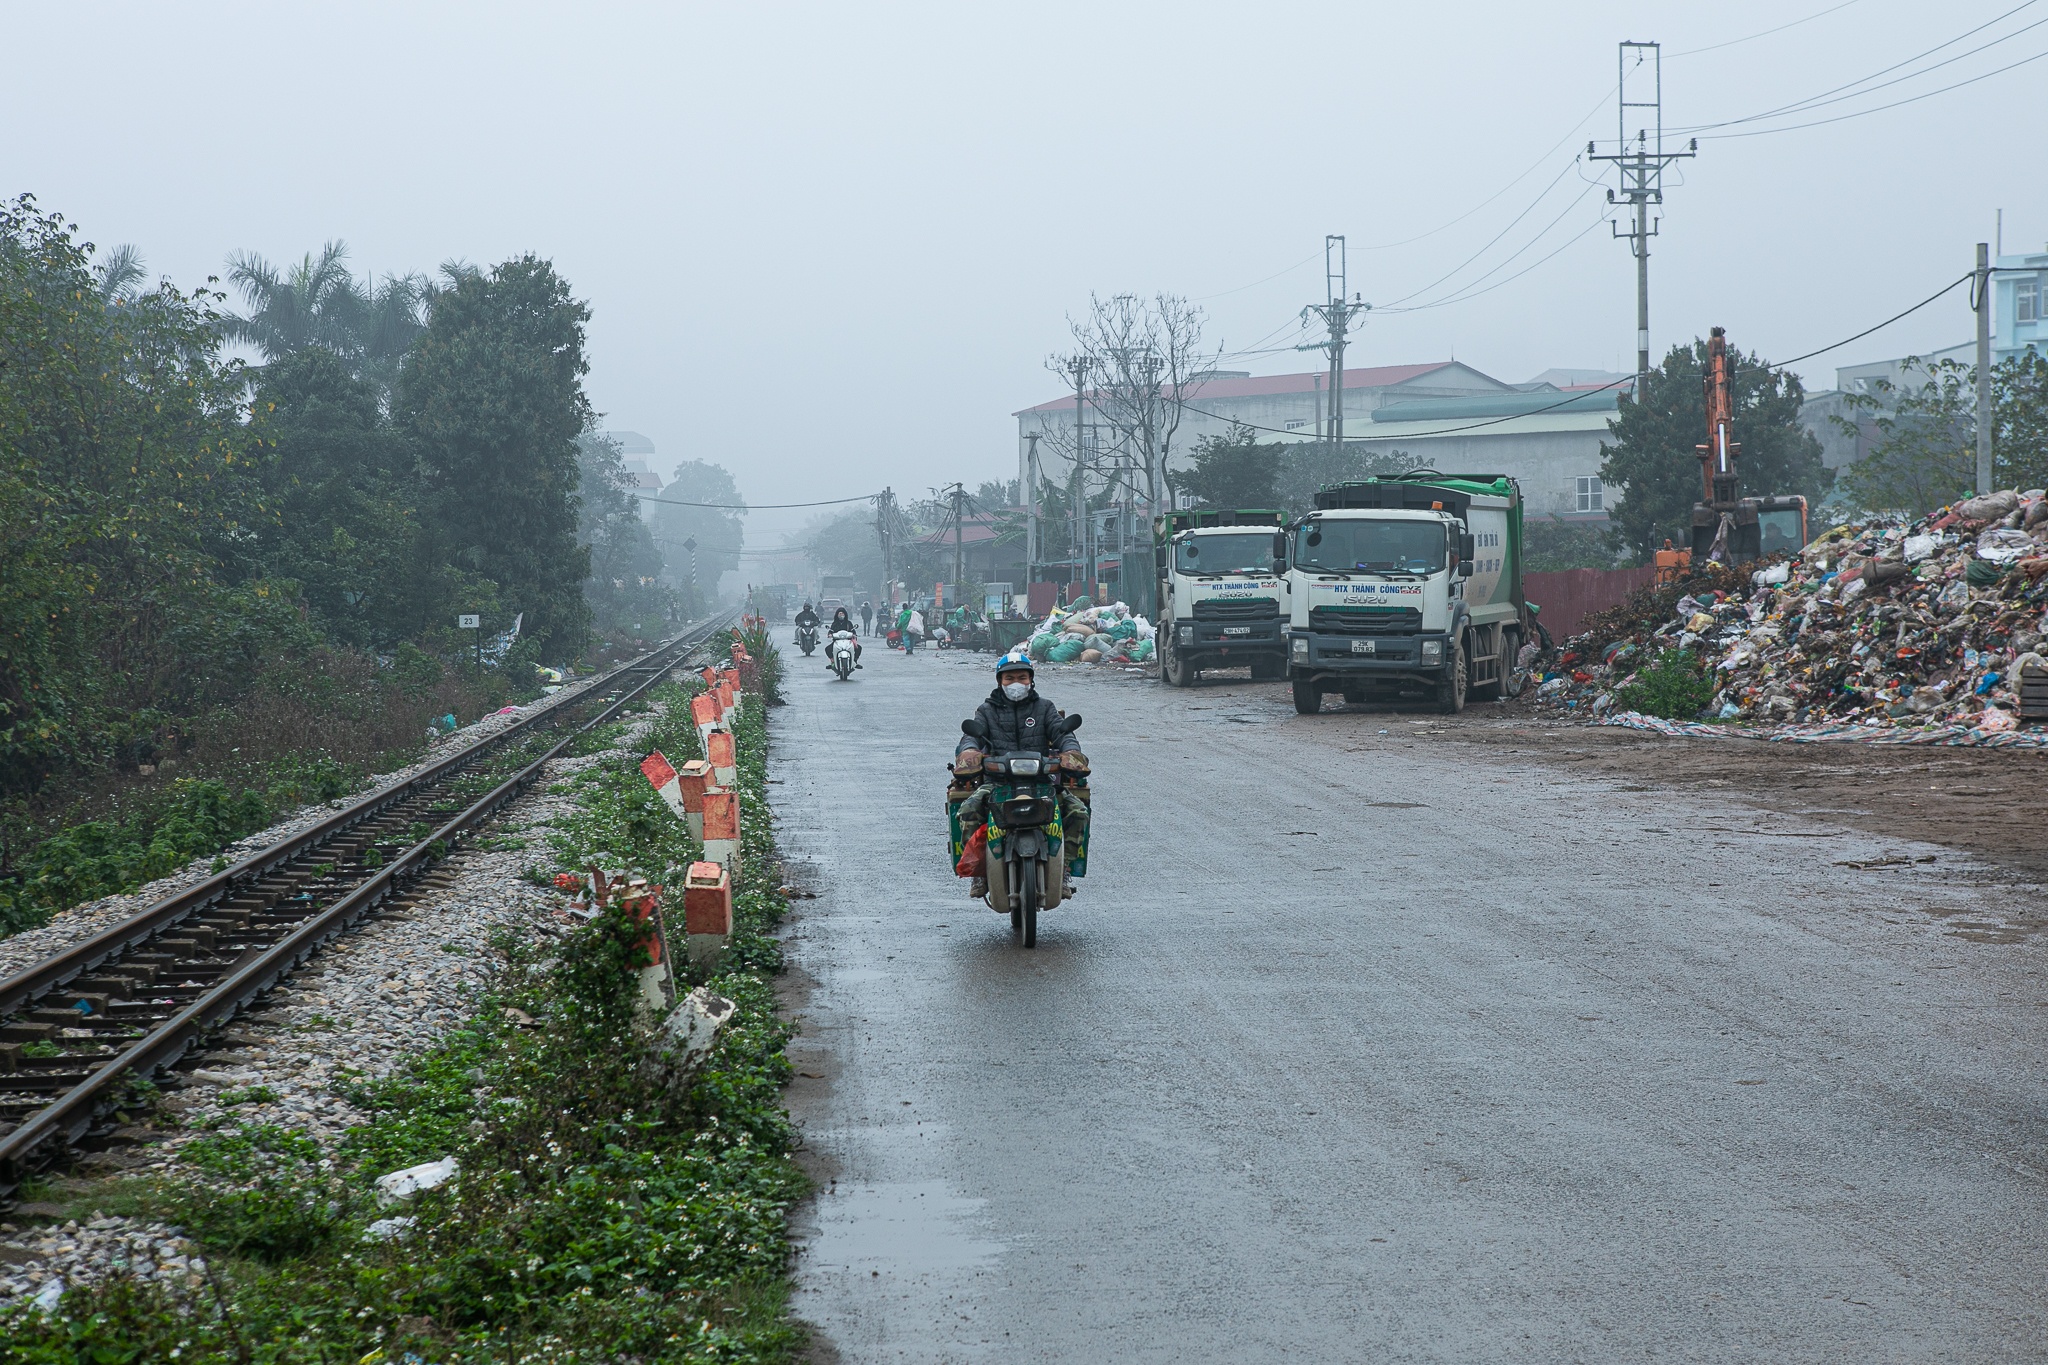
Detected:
[1002,682,1031,702]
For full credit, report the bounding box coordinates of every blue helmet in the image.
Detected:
[995,650,1034,680]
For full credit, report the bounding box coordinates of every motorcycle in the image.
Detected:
[796,622,818,656]
[829,629,859,681]
[954,714,1084,948]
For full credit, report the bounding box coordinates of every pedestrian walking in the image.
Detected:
[860,601,874,636]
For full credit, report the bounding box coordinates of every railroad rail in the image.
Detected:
[0,615,735,1194]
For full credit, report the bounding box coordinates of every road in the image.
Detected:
[770,640,2047,1363]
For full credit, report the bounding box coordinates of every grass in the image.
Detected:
[5,649,808,1363]
[1610,647,1720,720]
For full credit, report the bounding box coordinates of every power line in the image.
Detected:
[1376,158,1586,308]
[1675,0,2042,133]
[634,490,879,510]
[1375,215,1608,315]
[1700,42,2048,138]
[1666,0,1865,59]
[1377,180,1605,313]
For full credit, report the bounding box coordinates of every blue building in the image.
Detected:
[1995,246,2048,363]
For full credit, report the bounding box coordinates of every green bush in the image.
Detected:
[1610,647,1718,720]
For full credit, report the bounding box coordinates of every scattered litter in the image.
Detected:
[374,1155,459,1207]
[1532,489,2048,747]
[1834,855,1938,869]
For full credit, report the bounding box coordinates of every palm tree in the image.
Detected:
[224,240,361,361]
[225,240,429,399]
[93,244,147,303]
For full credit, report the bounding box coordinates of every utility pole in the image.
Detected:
[1590,41,1695,387]
[874,487,895,604]
[945,481,967,597]
[1023,432,1041,590]
[1975,241,1993,495]
[1299,235,1368,451]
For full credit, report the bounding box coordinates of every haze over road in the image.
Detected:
[773,646,2045,1362]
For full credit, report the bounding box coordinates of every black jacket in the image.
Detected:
[794,609,819,629]
[958,687,1076,757]
[829,610,856,634]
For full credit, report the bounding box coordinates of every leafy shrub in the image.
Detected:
[164,1123,351,1259]
[1611,647,1718,720]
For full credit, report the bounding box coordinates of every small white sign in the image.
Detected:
[458,614,481,629]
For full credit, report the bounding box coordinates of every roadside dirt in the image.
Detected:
[1469,708,2047,885]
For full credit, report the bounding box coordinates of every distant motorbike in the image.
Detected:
[796,623,818,656]
[956,713,1083,948]
[830,629,858,681]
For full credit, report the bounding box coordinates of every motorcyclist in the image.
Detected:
[827,605,863,669]
[794,601,820,637]
[952,651,1089,898]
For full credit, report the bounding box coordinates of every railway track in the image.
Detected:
[0,615,735,1196]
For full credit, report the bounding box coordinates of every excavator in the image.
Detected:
[1682,326,1808,566]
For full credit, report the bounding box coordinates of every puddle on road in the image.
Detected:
[803,1181,1004,1278]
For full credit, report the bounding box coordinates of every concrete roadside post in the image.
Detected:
[639,752,686,820]
[620,876,674,1018]
[682,860,733,968]
[690,692,722,757]
[707,730,738,789]
[676,758,713,840]
[702,787,740,873]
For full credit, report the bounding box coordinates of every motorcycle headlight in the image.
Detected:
[1421,639,1444,663]
[1008,757,1042,775]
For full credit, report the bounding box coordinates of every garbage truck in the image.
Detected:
[1152,508,1290,686]
[1275,474,1527,715]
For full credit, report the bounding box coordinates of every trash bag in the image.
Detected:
[955,825,987,877]
[1084,633,1115,654]
[1028,632,1058,659]
[1067,595,1093,611]
[1080,648,1103,663]
[1106,618,1137,639]
[1047,637,1086,663]
[1954,490,2019,522]
[1127,638,1154,662]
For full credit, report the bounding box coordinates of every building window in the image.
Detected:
[2018,275,2042,324]
[1575,476,1604,513]
[1285,418,1309,430]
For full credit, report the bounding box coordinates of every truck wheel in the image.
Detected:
[1437,632,1468,715]
[1292,676,1322,715]
[1162,635,1191,687]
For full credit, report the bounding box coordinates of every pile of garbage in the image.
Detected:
[1533,487,2048,743]
[1025,598,1157,665]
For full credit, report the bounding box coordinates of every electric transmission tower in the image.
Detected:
[1299,235,1370,450]
[1588,40,1695,386]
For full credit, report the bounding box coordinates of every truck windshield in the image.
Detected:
[1175,532,1273,575]
[1294,519,1445,574]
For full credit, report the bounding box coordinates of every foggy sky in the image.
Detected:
[6,1,2042,554]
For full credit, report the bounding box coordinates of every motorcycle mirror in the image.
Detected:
[961,718,991,740]
[1060,713,1083,734]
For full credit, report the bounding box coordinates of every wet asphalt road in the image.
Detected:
[771,640,2047,1363]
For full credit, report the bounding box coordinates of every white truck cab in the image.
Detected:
[1152,509,1289,687]
[1279,475,1526,715]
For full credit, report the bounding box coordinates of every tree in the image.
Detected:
[646,460,745,614]
[0,196,293,798]
[1273,442,1408,514]
[802,505,886,592]
[1835,351,2048,514]
[398,255,594,657]
[225,241,428,401]
[1601,338,1831,564]
[1168,422,1280,508]
[1049,292,1219,515]
[575,431,669,635]
[248,348,429,647]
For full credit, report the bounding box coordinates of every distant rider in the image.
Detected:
[952,651,1089,897]
[793,601,820,636]
[827,606,863,669]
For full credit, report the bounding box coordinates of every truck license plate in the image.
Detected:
[1223,626,1251,636]
[1350,638,1376,654]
